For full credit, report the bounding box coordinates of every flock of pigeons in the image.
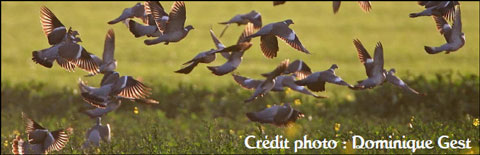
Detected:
[12,1,464,154]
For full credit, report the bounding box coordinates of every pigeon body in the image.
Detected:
[246,103,304,126]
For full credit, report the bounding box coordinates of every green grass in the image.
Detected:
[1,1,479,154]
[1,72,479,154]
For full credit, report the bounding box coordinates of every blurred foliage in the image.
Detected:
[1,72,479,153]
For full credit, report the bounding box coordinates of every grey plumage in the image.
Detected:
[218,10,262,37]
[207,23,254,76]
[84,99,122,118]
[233,74,326,98]
[278,75,327,98]
[244,59,289,103]
[85,29,117,77]
[127,19,162,38]
[11,113,73,154]
[144,1,194,45]
[246,19,310,58]
[351,39,385,89]
[57,38,100,75]
[78,71,156,108]
[424,5,465,54]
[33,6,86,72]
[409,1,459,21]
[108,3,146,25]
[351,40,425,95]
[83,117,111,148]
[333,1,372,14]
[175,29,225,74]
[125,1,168,38]
[284,59,312,80]
[246,103,304,127]
[385,69,426,96]
[295,64,353,92]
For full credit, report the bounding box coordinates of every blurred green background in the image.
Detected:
[2,2,478,96]
[1,1,479,154]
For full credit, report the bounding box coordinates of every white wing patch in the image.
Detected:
[120,77,127,89]
[76,45,83,59]
[334,77,342,82]
[53,27,66,31]
[161,16,169,21]
[294,85,304,90]
[287,31,296,41]
[366,58,374,63]
[217,43,225,49]
[443,24,451,30]
[297,60,303,71]
[253,13,261,19]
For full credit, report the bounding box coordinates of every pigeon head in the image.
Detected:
[284,19,294,25]
[134,2,142,7]
[290,110,304,122]
[185,25,195,31]
[330,64,339,70]
[389,68,396,74]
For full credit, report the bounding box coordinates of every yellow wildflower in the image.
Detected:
[294,99,301,105]
[266,104,271,108]
[134,107,139,114]
[4,140,8,147]
[473,118,479,127]
[285,87,292,94]
[334,123,341,132]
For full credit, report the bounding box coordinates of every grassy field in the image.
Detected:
[1,1,479,154]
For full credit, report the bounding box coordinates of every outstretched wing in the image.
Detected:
[286,59,312,80]
[386,73,424,95]
[103,29,115,65]
[237,23,255,44]
[22,112,45,133]
[432,15,451,35]
[451,5,462,36]
[358,1,372,13]
[332,1,341,14]
[114,76,152,99]
[281,76,326,98]
[40,6,64,36]
[260,34,279,58]
[353,39,374,77]
[232,74,263,89]
[46,128,73,153]
[165,1,187,33]
[273,25,310,54]
[148,1,169,33]
[371,42,384,77]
